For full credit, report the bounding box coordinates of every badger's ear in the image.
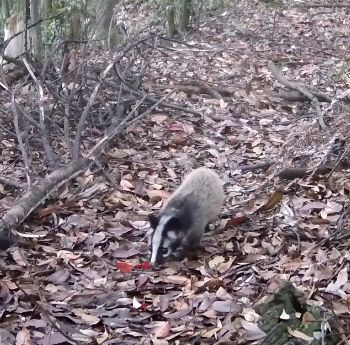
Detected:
[148,213,159,229]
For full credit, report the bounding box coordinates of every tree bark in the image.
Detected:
[30,0,42,58]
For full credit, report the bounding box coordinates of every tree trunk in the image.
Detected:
[179,0,192,34]
[94,0,121,51]
[30,0,42,59]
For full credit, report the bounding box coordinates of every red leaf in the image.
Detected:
[140,303,149,310]
[134,262,152,270]
[224,216,249,229]
[115,261,132,273]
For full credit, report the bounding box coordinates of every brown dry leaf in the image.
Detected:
[259,190,284,211]
[154,321,171,338]
[72,308,100,325]
[11,249,26,267]
[96,330,109,345]
[212,300,242,314]
[120,179,134,191]
[217,257,235,273]
[287,327,313,343]
[202,327,221,338]
[241,320,266,341]
[242,308,260,322]
[16,328,34,345]
[151,340,169,345]
[333,301,350,314]
[160,275,190,285]
[216,287,233,300]
[302,311,316,325]
[148,189,171,203]
[164,306,192,319]
[151,114,168,123]
[46,269,70,284]
[208,255,225,269]
[325,266,348,295]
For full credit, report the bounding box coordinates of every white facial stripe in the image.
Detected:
[150,215,172,265]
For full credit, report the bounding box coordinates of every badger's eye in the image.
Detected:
[161,246,172,257]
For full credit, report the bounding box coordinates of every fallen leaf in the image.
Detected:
[287,327,313,342]
[259,190,284,211]
[133,296,142,309]
[280,309,290,320]
[201,327,221,338]
[241,320,266,340]
[154,321,171,338]
[208,255,225,269]
[16,328,34,345]
[212,300,242,314]
[72,308,100,325]
[115,261,133,273]
[164,306,192,319]
[325,266,348,295]
[134,262,152,270]
[147,189,171,203]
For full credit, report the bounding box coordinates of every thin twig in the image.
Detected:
[11,96,31,188]
[22,57,57,169]
[268,61,329,133]
[73,61,115,160]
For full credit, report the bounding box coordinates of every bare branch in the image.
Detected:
[268,61,329,133]
[73,61,115,160]
[22,57,57,169]
[11,96,31,188]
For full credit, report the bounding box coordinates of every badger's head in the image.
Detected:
[148,210,185,267]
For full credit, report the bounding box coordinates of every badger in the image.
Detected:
[148,167,225,267]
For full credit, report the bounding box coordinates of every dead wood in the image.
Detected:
[270,90,331,103]
[23,58,57,169]
[278,166,331,180]
[268,61,329,132]
[240,161,275,171]
[104,80,204,117]
[239,161,331,180]
[0,159,88,237]
[0,176,22,189]
[296,3,350,8]
[154,81,235,99]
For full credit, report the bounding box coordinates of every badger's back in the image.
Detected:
[163,167,224,223]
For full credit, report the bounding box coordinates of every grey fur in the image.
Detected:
[149,167,225,266]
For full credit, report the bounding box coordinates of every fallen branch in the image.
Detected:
[296,3,350,8]
[268,61,329,132]
[270,90,331,103]
[0,91,167,240]
[73,61,115,160]
[278,166,331,180]
[104,80,204,117]
[240,161,275,172]
[238,161,331,180]
[0,176,22,189]
[152,81,235,99]
[11,96,31,188]
[0,159,88,235]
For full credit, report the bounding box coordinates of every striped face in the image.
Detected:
[149,213,183,266]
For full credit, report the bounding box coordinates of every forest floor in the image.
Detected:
[1,1,350,344]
